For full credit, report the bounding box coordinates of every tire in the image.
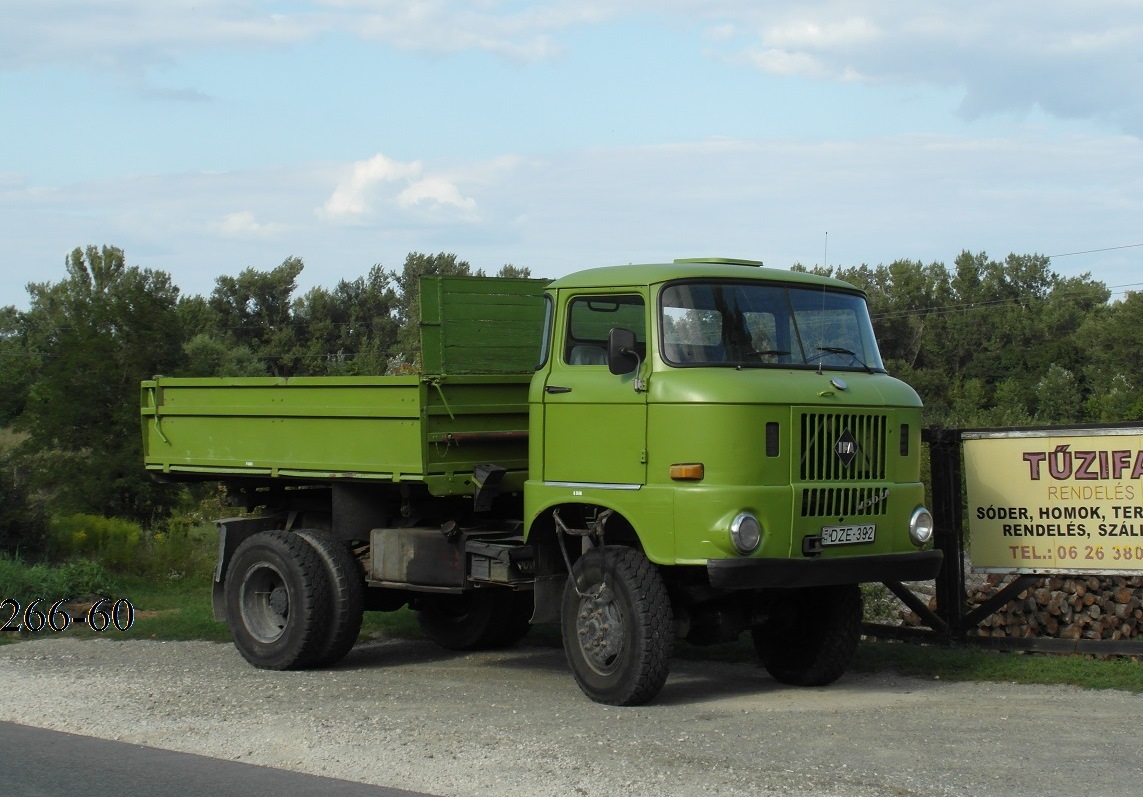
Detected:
[751,584,862,687]
[224,530,332,670]
[561,545,672,706]
[483,590,534,648]
[417,590,532,651]
[295,530,365,668]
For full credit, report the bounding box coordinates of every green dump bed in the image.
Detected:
[140,276,548,496]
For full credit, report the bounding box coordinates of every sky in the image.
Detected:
[2,1,1142,308]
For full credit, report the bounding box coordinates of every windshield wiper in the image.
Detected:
[808,346,875,372]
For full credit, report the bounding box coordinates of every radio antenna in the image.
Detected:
[818,231,828,373]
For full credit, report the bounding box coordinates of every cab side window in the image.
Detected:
[564,295,645,365]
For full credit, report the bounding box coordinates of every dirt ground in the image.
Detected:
[1,635,1139,797]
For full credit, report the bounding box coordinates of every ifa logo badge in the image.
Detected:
[835,428,859,467]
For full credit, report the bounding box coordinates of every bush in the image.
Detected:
[136,521,217,581]
[55,558,119,595]
[0,555,118,599]
[43,510,217,580]
[50,514,142,571]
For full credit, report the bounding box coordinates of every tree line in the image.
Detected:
[1,245,1140,554]
[809,251,1141,427]
[0,247,528,551]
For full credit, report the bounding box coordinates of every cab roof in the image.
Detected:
[545,258,861,293]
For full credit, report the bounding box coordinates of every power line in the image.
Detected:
[1048,243,1143,258]
[867,271,1143,323]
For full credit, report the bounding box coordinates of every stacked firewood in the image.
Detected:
[967,575,1143,640]
[895,575,1143,640]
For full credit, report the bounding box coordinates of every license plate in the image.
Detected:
[821,523,876,546]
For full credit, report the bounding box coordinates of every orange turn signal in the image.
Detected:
[669,463,705,481]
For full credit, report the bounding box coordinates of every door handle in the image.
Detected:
[545,385,572,394]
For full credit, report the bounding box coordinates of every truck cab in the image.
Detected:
[524,259,940,703]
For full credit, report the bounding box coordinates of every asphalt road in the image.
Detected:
[1,721,434,797]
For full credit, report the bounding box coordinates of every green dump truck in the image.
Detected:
[141,258,941,705]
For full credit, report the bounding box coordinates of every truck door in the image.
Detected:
[542,293,647,486]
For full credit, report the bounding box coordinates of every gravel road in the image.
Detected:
[1,634,1139,797]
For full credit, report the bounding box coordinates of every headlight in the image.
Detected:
[730,512,762,554]
[909,507,935,546]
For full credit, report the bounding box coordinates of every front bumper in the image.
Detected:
[707,549,943,590]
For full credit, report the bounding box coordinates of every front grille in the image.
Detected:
[800,486,889,518]
[799,411,887,482]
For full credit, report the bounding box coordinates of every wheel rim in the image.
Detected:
[239,562,290,643]
[575,583,625,675]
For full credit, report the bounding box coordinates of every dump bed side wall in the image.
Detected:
[141,275,548,495]
[141,374,531,495]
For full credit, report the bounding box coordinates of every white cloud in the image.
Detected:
[716,2,1143,133]
[319,0,611,60]
[398,178,478,212]
[320,154,424,220]
[762,16,882,50]
[743,49,832,80]
[217,211,286,238]
[4,2,1140,134]
[318,154,477,222]
[0,1,316,71]
[7,131,1140,310]
[0,0,604,72]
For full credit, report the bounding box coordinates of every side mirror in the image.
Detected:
[607,328,638,375]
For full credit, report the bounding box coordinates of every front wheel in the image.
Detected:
[751,584,862,687]
[561,546,672,706]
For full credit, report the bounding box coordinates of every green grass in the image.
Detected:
[116,576,231,642]
[359,606,422,640]
[674,636,1143,692]
[853,639,1143,692]
[0,566,224,643]
[3,557,1140,693]
[0,555,119,599]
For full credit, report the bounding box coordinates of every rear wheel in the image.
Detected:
[417,590,532,651]
[295,530,365,667]
[751,584,862,686]
[561,545,672,706]
[225,531,331,670]
[484,590,534,648]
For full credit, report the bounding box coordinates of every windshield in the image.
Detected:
[659,281,885,371]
